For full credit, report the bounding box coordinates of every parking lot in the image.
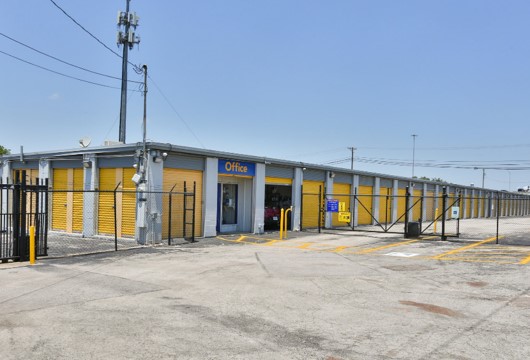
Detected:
[1,231,530,359]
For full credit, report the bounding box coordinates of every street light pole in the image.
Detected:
[411,134,418,178]
[347,146,356,171]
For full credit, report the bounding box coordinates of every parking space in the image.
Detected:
[217,231,530,266]
[2,230,530,359]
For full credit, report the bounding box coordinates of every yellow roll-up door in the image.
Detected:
[378,187,392,224]
[163,169,203,238]
[425,191,435,221]
[331,183,350,227]
[52,169,68,231]
[397,188,407,222]
[121,168,136,236]
[412,189,422,221]
[302,180,324,228]
[473,194,479,218]
[98,168,116,236]
[72,169,84,232]
[357,185,373,225]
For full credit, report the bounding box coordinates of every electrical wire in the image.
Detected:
[48,0,142,72]
[148,74,206,149]
[0,32,141,84]
[48,0,122,59]
[0,49,140,90]
[321,156,530,170]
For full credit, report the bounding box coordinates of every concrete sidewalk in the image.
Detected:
[1,235,530,359]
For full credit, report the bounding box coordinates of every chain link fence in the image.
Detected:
[45,185,196,258]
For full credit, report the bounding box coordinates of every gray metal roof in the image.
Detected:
[0,142,498,192]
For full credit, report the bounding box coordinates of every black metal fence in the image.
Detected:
[302,186,530,245]
[46,184,197,258]
[1,172,48,263]
[2,177,197,261]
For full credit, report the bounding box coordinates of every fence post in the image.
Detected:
[19,171,28,262]
[191,181,196,242]
[496,192,500,244]
[113,183,121,251]
[318,185,322,234]
[404,186,410,238]
[300,185,304,232]
[168,183,177,245]
[183,181,188,239]
[441,186,447,240]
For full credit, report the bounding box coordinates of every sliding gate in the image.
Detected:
[301,186,462,239]
[0,171,48,262]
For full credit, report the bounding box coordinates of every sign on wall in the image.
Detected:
[326,199,339,212]
[218,159,256,176]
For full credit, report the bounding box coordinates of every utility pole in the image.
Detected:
[141,65,148,177]
[411,134,418,178]
[347,147,357,171]
[117,0,140,144]
[474,167,486,188]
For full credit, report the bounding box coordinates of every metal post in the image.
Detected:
[118,0,131,143]
[496,192,500,244]
[113,183,121,251]
[404,186,410,238]
[318,185,322,234]
[29,226,35,265]
[19,171,28,262]
[411,134,418,178]
[300,185,304,231]
[441,186,447,240]
[191,181,196,242]
[168,183,176,245]
[183,181,187,239]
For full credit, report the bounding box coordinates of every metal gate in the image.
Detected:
[1,171,48,262]
[301,186,463,239]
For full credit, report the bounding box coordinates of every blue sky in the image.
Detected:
[1,0,530,190]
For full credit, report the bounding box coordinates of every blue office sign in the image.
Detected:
[219,159,256,176]
[326,199,339,212]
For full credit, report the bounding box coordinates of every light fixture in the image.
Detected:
[152,150,168,163]
[329,172,336,178]
[82,159,92,168]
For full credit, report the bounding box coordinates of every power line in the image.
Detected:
[0,49,141,90]
[48,0,141,72]
[0,32,141,84]
[321,155,530,171]
[148,75,206,149]
[48,0,122,59]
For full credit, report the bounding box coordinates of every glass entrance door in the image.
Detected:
[218,183,238,232]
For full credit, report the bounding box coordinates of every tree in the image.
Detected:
[0,145,11,155]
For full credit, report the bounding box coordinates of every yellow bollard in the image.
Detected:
[279,208,285,240]
[29,226,35,265]
[283,206,293,239]
[434,208,438,234]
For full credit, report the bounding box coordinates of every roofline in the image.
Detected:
[0,142,496,191]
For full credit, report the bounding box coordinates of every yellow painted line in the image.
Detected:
[331,246,349,253]
[520,254,530,265]
[263,240,281,246]
[355,239,420,255]
[297,243,313,249]
[235,236,247,242]
[421,236,439,240]
[431,236,498,260]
